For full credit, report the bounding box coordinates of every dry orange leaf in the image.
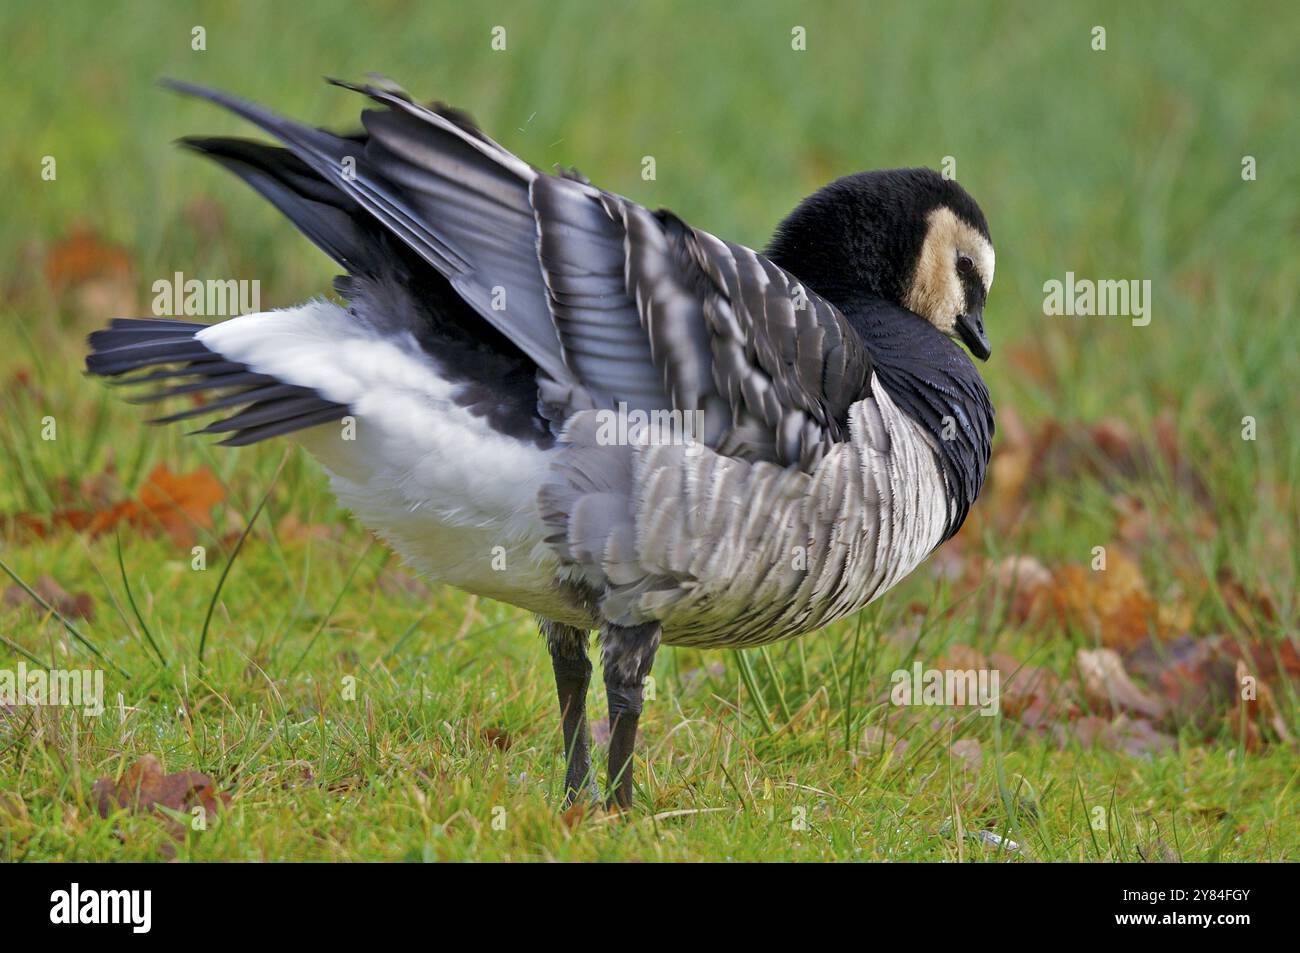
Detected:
[131,464,225,547]
[1047,550,1187,650]
[8,464,225,549]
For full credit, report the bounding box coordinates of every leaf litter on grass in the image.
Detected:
[3,573,95,621]
[6,462,224,548]
[882,402,1296,761]
[93,754,232,857]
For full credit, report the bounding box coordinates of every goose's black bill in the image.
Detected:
[955,310,991,361]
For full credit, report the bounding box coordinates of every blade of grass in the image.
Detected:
[0,632,49,668]
[115,532,168,668]
[198,452,287,666]
[758,646,793,724]
[0,555,129,678]
[381,612,431,664]
[288,538,376,676]
[842,612,864,752]
[732,649,773,735]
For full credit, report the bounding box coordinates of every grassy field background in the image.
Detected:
[1,0,1296,861]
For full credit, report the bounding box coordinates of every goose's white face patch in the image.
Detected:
[903,206,995,333]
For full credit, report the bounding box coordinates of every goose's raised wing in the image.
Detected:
[167,80,874,468]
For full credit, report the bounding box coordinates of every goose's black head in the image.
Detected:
[766,168,995,360]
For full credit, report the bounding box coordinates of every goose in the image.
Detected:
[86,79,996,811]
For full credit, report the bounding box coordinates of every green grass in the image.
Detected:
[1,0,1297,861]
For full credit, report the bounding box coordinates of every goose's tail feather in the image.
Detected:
[86,317,349,446]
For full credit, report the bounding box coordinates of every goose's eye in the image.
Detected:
[956,254,975,277]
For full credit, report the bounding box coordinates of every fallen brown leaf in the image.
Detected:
[1147,636,1237,734]
[132,464,226,547]
[993,652,1074,728]
[1066,714,1175,756]
[93,755,230,857]
[993,554,1053,623]
[8,464,225,549]
[1222,636,1300,686]
[1077,648,1165,719]
[1048,550,1187,650]
[3,574,94,621]
[93,754,229,820]
[979,408,1207,535]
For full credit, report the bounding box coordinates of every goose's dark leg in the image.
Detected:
[600,621,662,811]
[541,619,598,807]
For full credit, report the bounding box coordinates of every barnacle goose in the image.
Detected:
[86,79,996,810]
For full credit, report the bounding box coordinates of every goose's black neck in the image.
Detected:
[843,297,994,539]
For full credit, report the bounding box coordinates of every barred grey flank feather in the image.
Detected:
[542,378,948,647]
